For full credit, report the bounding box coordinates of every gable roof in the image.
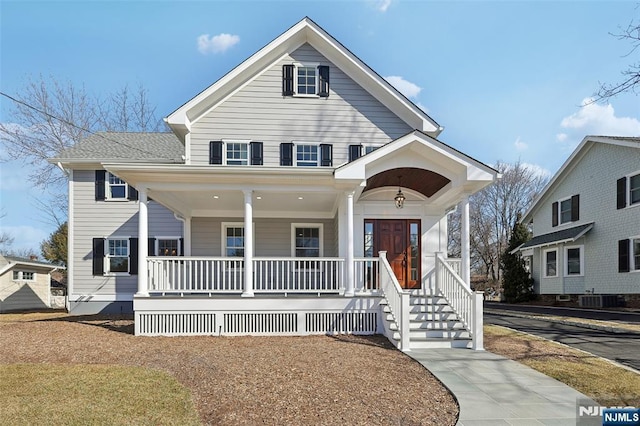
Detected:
[516,222,594,252]
[166,17,442,140]
[0,255,65,276]
[522,135,640,222]
[51,132,184,164]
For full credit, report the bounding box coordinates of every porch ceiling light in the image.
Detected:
[394,176,405,209]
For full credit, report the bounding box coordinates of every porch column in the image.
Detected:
[345,191,355,297]
[183,216,192,256]
[460,195,471,288]
[136,188,149,297]
[242,190,254,297]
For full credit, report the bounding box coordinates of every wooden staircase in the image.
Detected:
[383,289,472,349]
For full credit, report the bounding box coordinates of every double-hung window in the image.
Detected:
[296,144,318,167]
[617,172,640,209]
[226,142,248,166]
[157,238,180,256]
[552,195,579,226]
[292,224,323,257]
[224,226,245,257]
[543,249,558,278]
[634,238,640,271]
[107,173,128,200]
[106,238,129,273]
[564,246,584,276]
[282,64,330,97]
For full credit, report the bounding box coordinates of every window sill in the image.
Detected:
[293,94,320,99]
[564,274,584,278]
[104,273,131,277]
[542,276,558,279]
[104,198,131,202]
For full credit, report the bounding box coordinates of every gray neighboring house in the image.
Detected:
[517,135,640,307]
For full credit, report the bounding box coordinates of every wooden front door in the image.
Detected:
[367,219,420,289]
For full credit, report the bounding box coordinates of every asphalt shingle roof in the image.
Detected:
[54,132,184,163]
[519,222,594,250]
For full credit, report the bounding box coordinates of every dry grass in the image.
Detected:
[0,313,458,426]
[1,364,200,425]
[484,325,640,406]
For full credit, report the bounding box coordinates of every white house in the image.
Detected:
[517,136,640,308]
[52,17,498,350]
[0,255,64,312]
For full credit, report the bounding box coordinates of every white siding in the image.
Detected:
[72,170,183,296]
[189,43,412,166]
[529,143,640,294]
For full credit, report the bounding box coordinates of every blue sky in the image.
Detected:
[1,0,639,253]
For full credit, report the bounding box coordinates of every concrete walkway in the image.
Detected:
[409,348,594,426]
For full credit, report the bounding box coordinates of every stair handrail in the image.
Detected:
[378,251,410,351]
[435,253,484,350]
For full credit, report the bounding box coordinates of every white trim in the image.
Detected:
[221,222,255,256]
[154,236,181,256]
[293,62,320,97]
[293,142,319,167]
[105,171,129,200]
[68,169,74,301]
[291,223,324,257]
[556,195,574,226]
[222,139,251,166]
[542,248,558,278]
[625,170,640,208]
[104,237,131,275]
[12,270,36,282]
[564,245,584,277]
[631,235,640,272]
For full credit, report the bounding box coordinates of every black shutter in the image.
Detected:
[617,177,627,209]
[280,143,294,166]
[551,202,558,227]
[348,145,362,162]
[318,65,330,97]
[210,141,223,165]
[92,238,104,276]
[619,239,630,273]
[250,141,263,165]
[148,238,156,257]
[128,185,138,201]
[282,65,294,96]
[179,238,184,256]
[95,170,106,201]
[571,194,580,222]
[320,144,333,167]
[129,238,138,275]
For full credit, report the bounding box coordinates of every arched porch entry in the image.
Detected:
[363,167,451,289]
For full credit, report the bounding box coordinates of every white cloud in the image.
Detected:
[514,137,528,151]
[521,162,552,179]
[416,102,430,114]
[556,133,568,143]
[376,0,392,12]
[197,33,240,54]
[560,98,640,136]
[384,76,422,99]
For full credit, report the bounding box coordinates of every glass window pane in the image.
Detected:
[110,257,128,273]
[567,248,581,275]
[545,251,557,276]
[630,175,640,204]
[295,227,320,257]
[560,199,572,223]
[633,239,640,271]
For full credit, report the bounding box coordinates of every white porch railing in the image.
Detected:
[446,258,461,276]
[253,258,344,294]
[378,251,410,350]
[148,257,244,293]
[435,253,483,350]
[354,257,380,293]
[149,257,356,295]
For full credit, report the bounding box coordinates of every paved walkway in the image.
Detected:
[409,348,594,426]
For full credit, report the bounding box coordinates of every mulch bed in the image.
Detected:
[0,314,458,425]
